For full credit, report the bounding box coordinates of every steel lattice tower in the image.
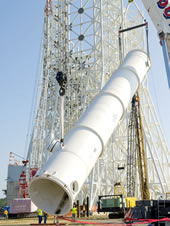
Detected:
[27,0,170,209]
[127,95,138,198]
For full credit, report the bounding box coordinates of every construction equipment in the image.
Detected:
[141,0,170,87]
[22,0,170,212]
[6,152,38,218]
[133,199,170,219]
[26,0,170,217]
[29,50,151,216]
[114,183,127,200]
[97,194,124,218]
[96,183,126,218]
[127,93,150,200]
[19,171,28,199]
[135,93,150,200]
[127,95,138,198]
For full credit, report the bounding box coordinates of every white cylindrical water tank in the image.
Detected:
[29,50,151,216]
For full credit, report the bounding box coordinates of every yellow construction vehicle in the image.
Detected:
[114,183,136,208]
[135,93,150,200]
[127,93,150,201]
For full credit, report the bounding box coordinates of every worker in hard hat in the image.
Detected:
[37,208,43,224]
[71,204,77,221]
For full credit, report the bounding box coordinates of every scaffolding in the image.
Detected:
[24,0,170,210]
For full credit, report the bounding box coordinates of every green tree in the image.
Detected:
[0,198,7,207]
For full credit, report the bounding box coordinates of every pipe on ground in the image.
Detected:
[29,50,151,216]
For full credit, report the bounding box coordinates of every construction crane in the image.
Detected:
[127,93,150,200]
[127,95,138,198]
[135,93,150,200]
[141,0,170,87]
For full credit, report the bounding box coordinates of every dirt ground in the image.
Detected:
[0,216,127,226]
